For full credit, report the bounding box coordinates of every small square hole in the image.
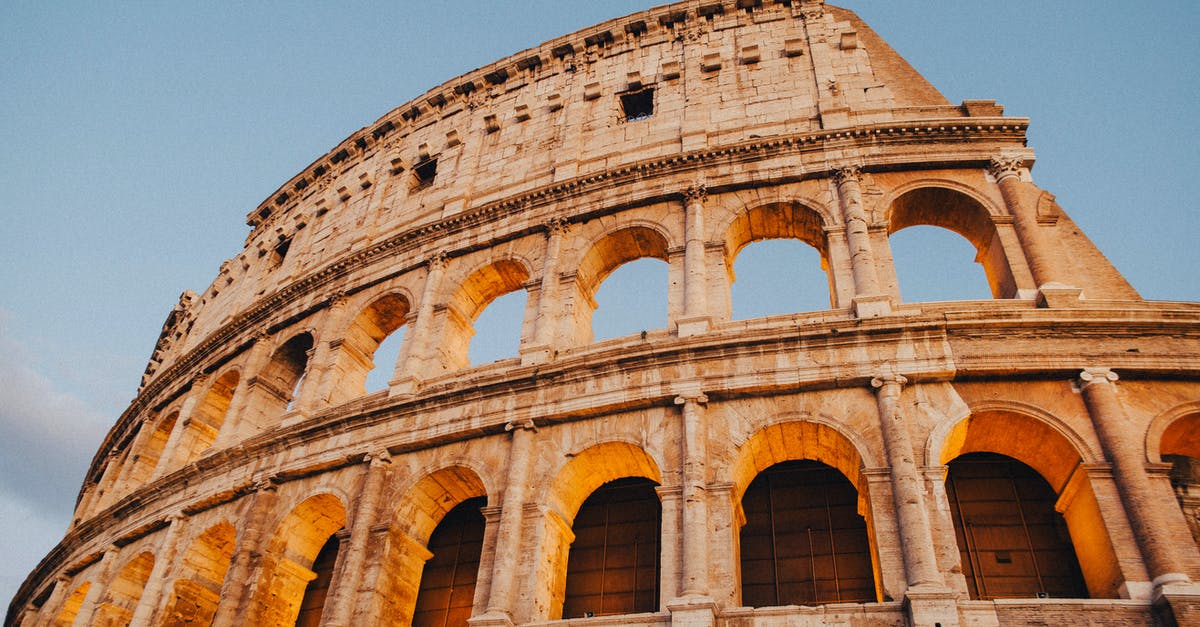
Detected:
[412,158,438,189]
[621,88,654,122]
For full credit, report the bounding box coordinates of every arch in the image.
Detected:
[373,466,489,625]
[1146,401,1200,463]
[412,496,488,627]
[250,492,347,625]
[94,550,154,625]
[441,258,532,370]
[327,292,411,403]
[53,581,90,626]
[935,409,1122,598]
[172,368,241,469]
[163,521,237,627]
[546,440,664,524]
[883,183,1015,299]
[569,225,671,344]
[238,331,315,434]
[721,201,835,317]
[113,409,180,495]
[730,420,871,501]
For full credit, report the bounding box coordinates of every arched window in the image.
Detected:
[946,452,1087,599]
[444,260,531,370]
[1161,413,1200,548]
[468,290,526,365]
[296,532,341,627]
[172,369,240,468]
[889,226,991,302]
[94,551,154,625]
[731,239,830,319]
[240,333,313,433]
[164,521,237,626]
[563,477,661,618]
[591,257,668,341]
[413,496,487,627]
[331,294,410,400]
[251,493,347,624]
[739,460,874,607]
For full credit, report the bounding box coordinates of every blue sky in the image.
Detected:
[2,0,1197,609]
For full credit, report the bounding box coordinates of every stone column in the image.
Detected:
[674,393,710,597]
[70,546,120,627]
[1079,369,1197,584]
[34,575,72,627]
[390,253,446,396]
[870,375,942,588]
[475,419,537,626]
[522,218,568,365]
[322,452,392,627]
[154,373,210,475]
[835,167,890,317]
[299,294,352,411]
[677,183,710,337]
[213,482,279,627]
[129,514,189,625]
[654,486,683,605]
[989,156,1078,305]
[214,332,275,449]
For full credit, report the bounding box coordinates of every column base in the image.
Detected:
[1152,576,1200,627]
[666,595,718,627]
[676,315,711,338]
[903,585,960,627]
[519,345,553,366]
[1035,283,1084,308]
[467,610,514,627]
[388,376,420,398]
[852,294,893,318]
[1119,580,1154,601]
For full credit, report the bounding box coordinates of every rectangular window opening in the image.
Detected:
[621,88,654,122]
[412,158,438,189]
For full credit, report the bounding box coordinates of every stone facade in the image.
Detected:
[8,1,1200,626]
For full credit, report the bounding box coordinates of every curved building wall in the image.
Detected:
[9,1,1200,626]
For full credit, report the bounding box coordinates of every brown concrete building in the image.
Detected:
[9,1,1200,625]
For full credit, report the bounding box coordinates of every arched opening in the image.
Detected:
[571,227,670,344]
[940,410,1115,598]
[173,369,240,468]
[412,496,487,627]
[251,493,347,625]
[442,260,531,370]
[1160,413,1200,547]
[124,410,179,486]
[887,187,1014,300]
[563,478,661,619]
[94,551,154,625]
[373,467,488,625]
[889,226,991,302]
[163,521,236,626]
[240,332,314,433]
[296,532,341,627]
[329,294,410,403]
[946,452,1088,599]
[54,582,90,626]
[592,258,668,341]
[724,203,833,319]
[740,460,874,607]
[467,290,526,365]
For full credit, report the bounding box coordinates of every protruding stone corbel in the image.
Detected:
[504,418,537,433]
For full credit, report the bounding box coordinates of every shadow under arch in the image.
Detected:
[721,200,837,314]
[250,492,347,625]
[163,520,237,626]
[569,224,671,345]
[94,550,154,625]
[326,291,411,404]
[933,407,1122,598]
[372,465,489,625]
[441,257,532,370]
[237,331,316,438]
[882,181,1018,299]
[172,367,241,469]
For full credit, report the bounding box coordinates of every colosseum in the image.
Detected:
[9,1,1200,625]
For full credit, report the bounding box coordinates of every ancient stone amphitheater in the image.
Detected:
[10,1,1200,625]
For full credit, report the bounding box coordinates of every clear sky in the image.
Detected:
[2,0,1197,608]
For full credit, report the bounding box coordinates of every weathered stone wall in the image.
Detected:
[10,1,1198,626]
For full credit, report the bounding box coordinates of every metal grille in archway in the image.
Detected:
[563,477,661,618]
[740,460,875,607]
[947,452,1088,599]
[413,496,487,627]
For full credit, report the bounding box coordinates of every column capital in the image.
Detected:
[870,373,908,390]
[427,251,448,271]
[1079,367,1119,389]
[504,418,537,433]
[326,289,349,310]
[833,164,862,185]
[363,450,392,467]
[544,215,570,236]
[683,181,707,204]
[988,155,1025,181]
[674,393,709,406]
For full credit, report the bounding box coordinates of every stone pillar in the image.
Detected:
[474,419,537,626]
[677,183,711,337]
[654,486,683,605]
[522,218,568,365]
[674,393,711,598]
[154,373,210,475]
[989,156,1080,305]
[301,294,353,410]
[71,546,120,627]
[34,575,72,627]
[322,451,392,627]
[870,375,958,626]
[391,253,446,396]
[835,167,891,317]
[822,226,856,309]
[214,333,275,449]
[213,482,279,627]
[129,514,189,625]
[1080,367,1200,593]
